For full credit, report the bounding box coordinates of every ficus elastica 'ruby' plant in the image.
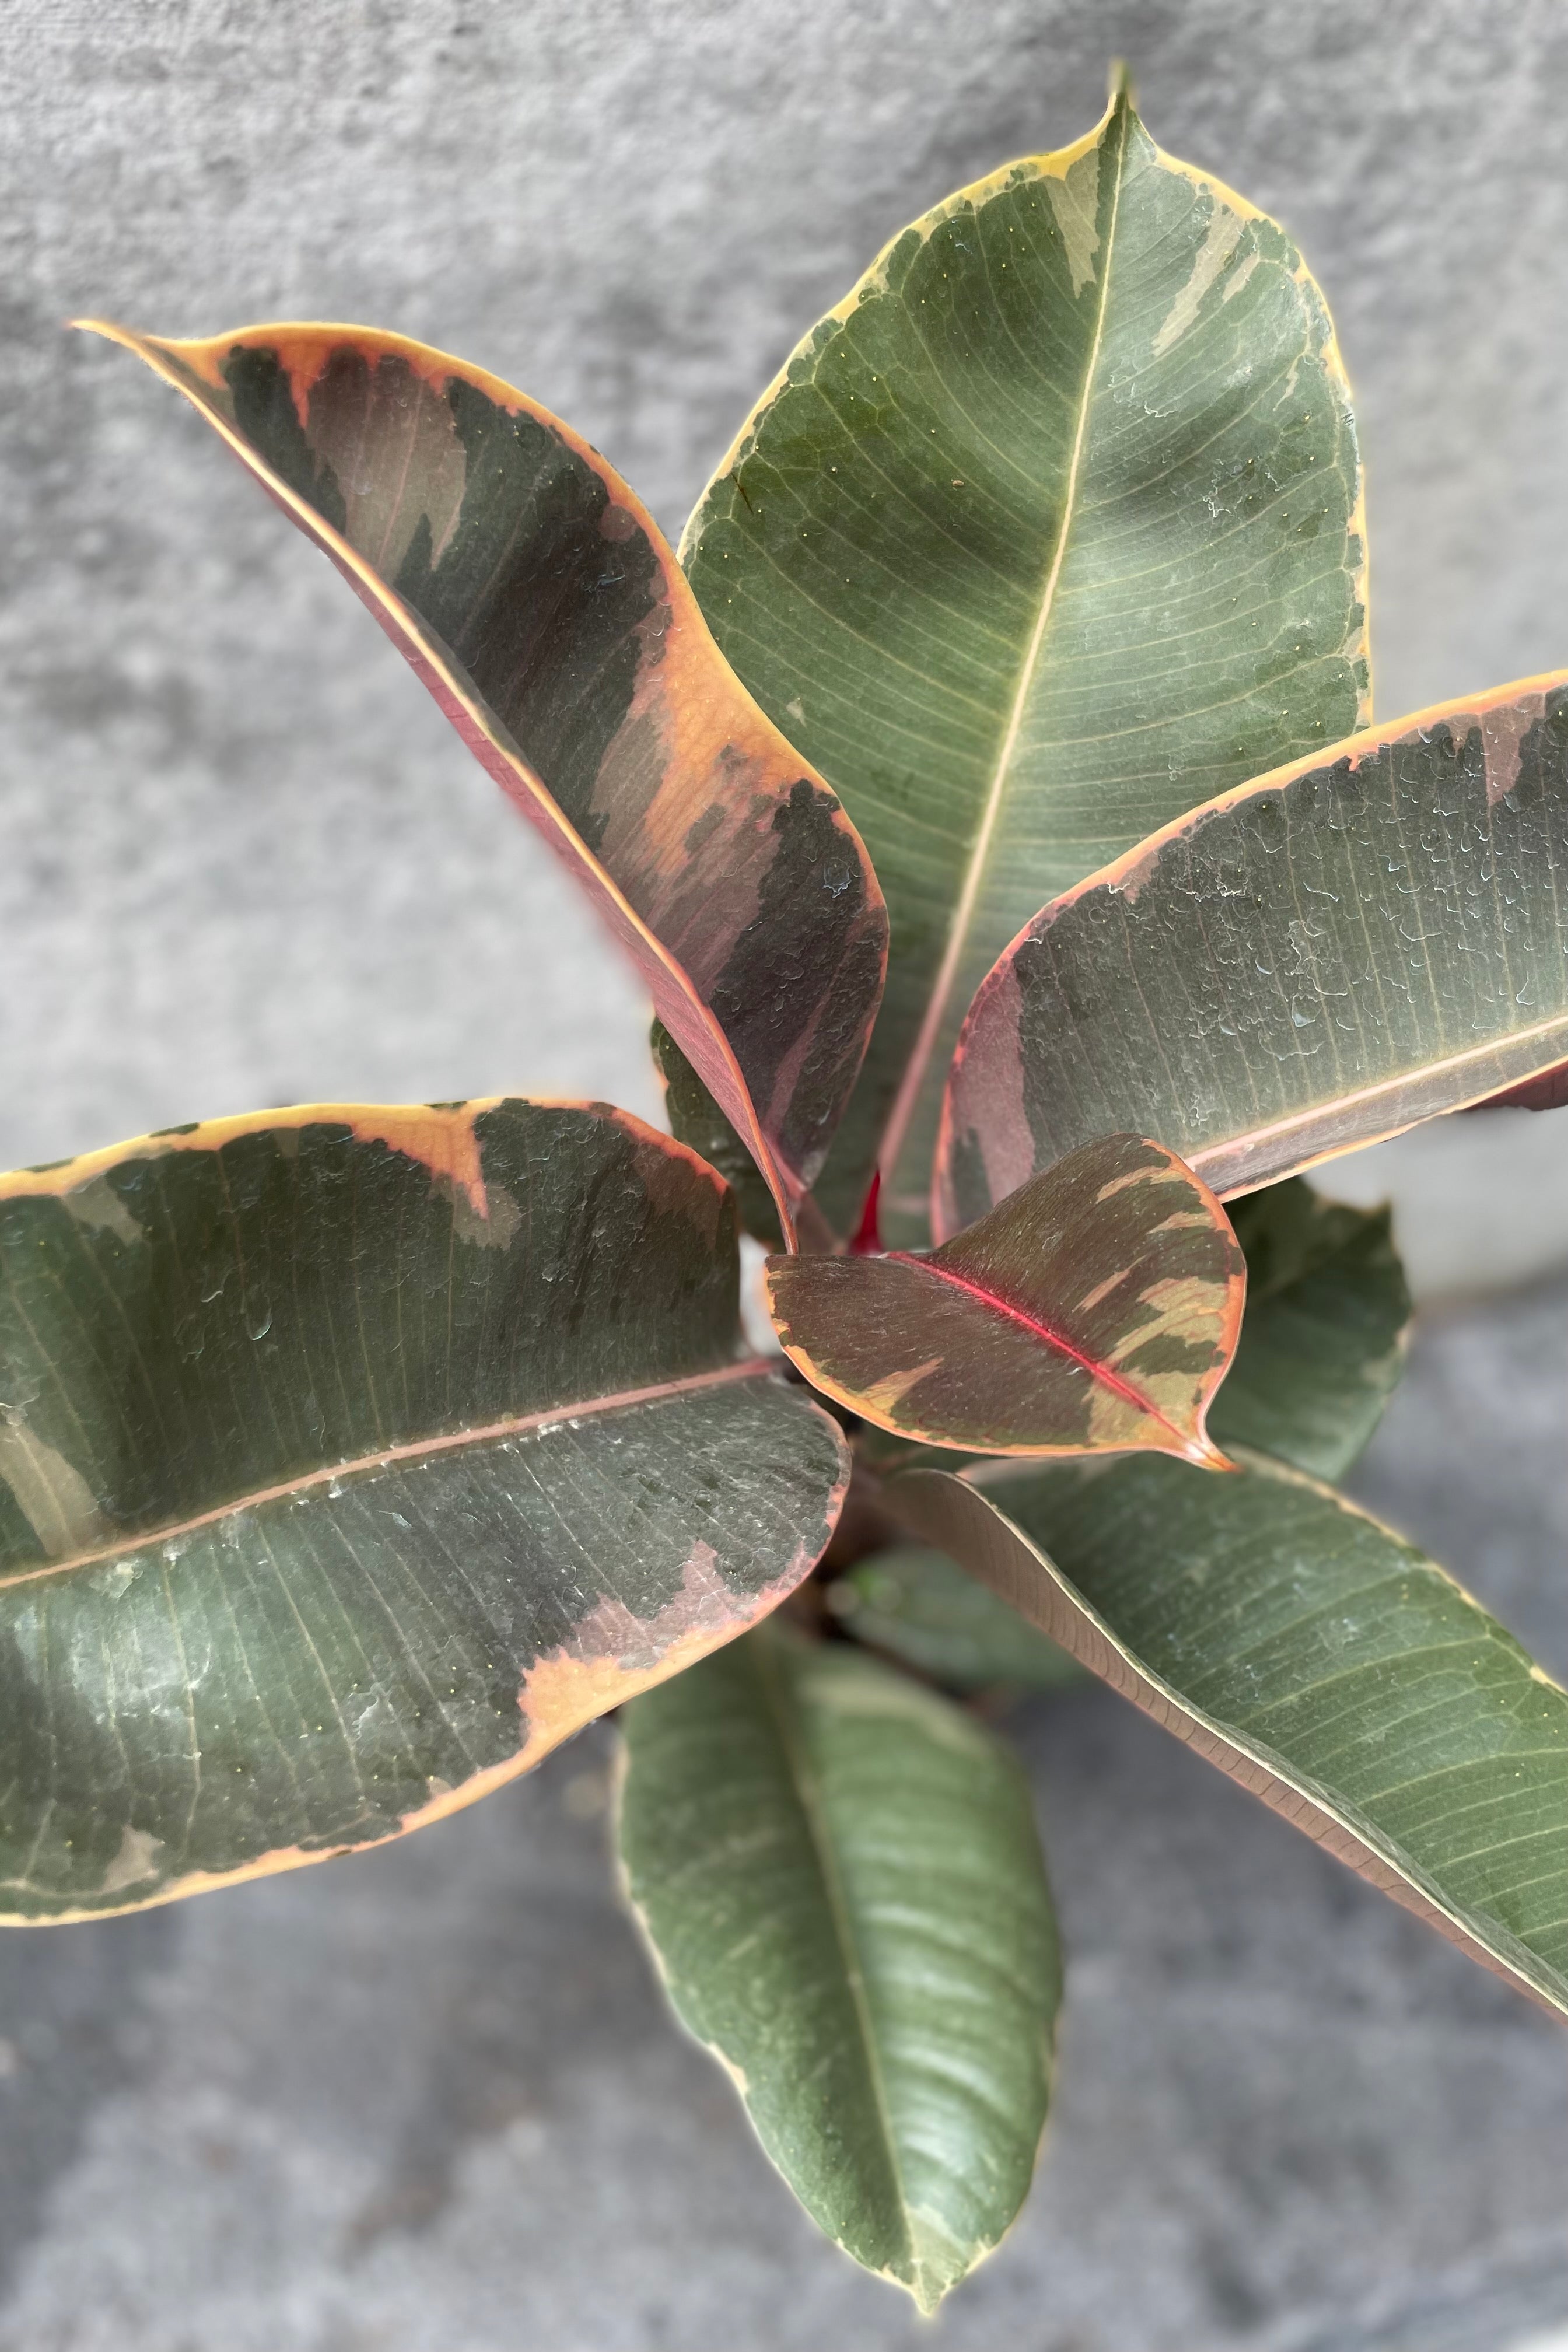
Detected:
[4,66,1563,2313]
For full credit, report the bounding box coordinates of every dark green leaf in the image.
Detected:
[683,77,1366,1241]
[888,1451,1568,2018]
[0,1101,848,1920]
[1210,1178,1410,1479]
[617,1622,1060,2309]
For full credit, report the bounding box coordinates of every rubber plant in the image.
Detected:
[5,69,1564,2314]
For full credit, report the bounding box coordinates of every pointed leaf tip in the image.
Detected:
[1184,1433,1237,1474]
[618,1625,1059,2302]
[682,81,1361,1245]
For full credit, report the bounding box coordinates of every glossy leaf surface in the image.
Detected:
[766,1135,1242,1462]
[826,1544,1082,1690]
[0,1102,848,1921]
[617,1621,1059,2309]
[683,79,1366,1241]
[1209,1178,1410,1479]
[889,1453,1568,2018]
[85,320,888,1240]
[942,676,1568,1230]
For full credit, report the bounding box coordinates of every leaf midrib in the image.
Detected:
[877,98,1130,1204]
[882,1248,1198,1455]
[1191,1004,1568,1186]
[752,1639,921,2290]
[0,1359,770,1593]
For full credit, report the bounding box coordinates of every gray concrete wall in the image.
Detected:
[3,4,1568,2345]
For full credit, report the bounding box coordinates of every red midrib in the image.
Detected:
[881,1251,1189,1446]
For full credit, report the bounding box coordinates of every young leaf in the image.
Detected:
[826,1544,1082,1690]
[615,1620,1060,2311]
[0,1101,849,1921]
[682,75,1366,1242]
[1209,1179,1410,1480]
[765,1135,1243,1463]
[81,321,888,1244]
[940,675,1568,1231]
[888,1452,1568,2020]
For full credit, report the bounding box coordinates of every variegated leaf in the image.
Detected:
[940,676,1568,1232]
[0,1101,848,1920]
[82,320,888,1243]
[766,1135,1242,1462]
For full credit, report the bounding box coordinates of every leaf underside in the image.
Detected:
[766,1133,1242,1462]
[889,1453,1568,2018]
[85,320,888,1238]
[683,81,1366,1242]
[941,674,1568,1232]
[617,1622,1060,2310]
[0,1101,848,1920]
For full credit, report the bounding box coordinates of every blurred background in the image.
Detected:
[1,3,1566,2346]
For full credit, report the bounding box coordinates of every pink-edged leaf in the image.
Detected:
[939,675,1568,1234]
[82,320,888,1246]
[0,1096,850,1920]
[766,1134,1243,1464]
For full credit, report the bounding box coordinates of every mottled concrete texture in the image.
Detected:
[3,1,1568,2344]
